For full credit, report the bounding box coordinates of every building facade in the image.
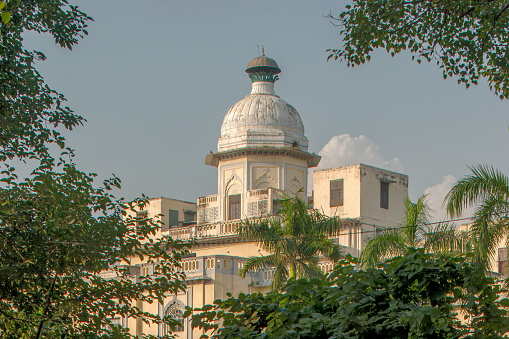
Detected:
[109,52,409,338]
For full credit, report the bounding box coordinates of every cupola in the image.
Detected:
[217,50,309,153]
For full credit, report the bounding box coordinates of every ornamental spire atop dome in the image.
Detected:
[204,51,321,170]
[215,51,310,154]
[245,48,281,83]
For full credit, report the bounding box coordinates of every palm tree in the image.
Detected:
[361,195,470,267]
[445,165,509,269]
[237,196,343,290]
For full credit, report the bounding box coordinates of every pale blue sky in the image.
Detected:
[25,0,508,220]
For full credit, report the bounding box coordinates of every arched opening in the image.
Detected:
[228,194,241,220]
[163,303,184,334]
[225,176,242,220]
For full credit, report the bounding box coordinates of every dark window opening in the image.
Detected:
[184,210,195,222]
[168,209,179,227]
[499,248,507,275]
[272,199,282,214]
[292,141,299,149]
[380,182,389,209]
[330,179,344,207]
[228,194,241,220]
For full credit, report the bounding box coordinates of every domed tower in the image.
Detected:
[200,51,320,224]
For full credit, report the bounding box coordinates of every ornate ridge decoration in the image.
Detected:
[248,72,279,83]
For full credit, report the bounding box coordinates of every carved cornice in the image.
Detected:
[205,147,321,168]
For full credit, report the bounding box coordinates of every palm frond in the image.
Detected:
[237,217,283,253]
[402,195,432,246]
[296,257,322,280]
[237,196,341,289]
[310,212,343,237]
[445,165,509,218]
[469,196,508,268]
[271,264,290,290]
[423,223,472,256]
[360,230,406,268]
[301,236,343,263]
[238,254,276,278]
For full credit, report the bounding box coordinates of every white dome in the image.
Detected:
[218,81,309,152]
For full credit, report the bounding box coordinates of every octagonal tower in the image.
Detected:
[199,51,320,224]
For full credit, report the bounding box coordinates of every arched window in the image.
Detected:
[163,303,184,334]
[225,175,242,220]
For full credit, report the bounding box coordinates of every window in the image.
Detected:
[272,199,282,214]
[499,248,507,275]
[136,211,148,226]
[228,194,241,220]
[184,210,195,222]
[104,317,122,331]
[168,209,179,227]
[142,265,150,276]
[163,306,184,334]
[206,258,214,269]
[330,179,344,207]
[380,182,389,209]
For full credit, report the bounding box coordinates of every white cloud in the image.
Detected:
[423,175,457,222]
[308,134,403,193]
[316,134,404,172]
[423,175,475,224]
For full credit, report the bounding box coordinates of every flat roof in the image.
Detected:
[149,197,196,205]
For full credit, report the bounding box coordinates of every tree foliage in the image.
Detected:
[328,0,509,99]
[445,164,509,270]
[0,1,192,337]
[237,197,343,290]
[193,250,509,338]
[0,161,193,338]
[0,0,89,161]
[361,195,471,267]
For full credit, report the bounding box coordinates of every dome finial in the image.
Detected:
[245,49,281,83]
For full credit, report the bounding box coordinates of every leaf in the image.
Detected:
[1,10,10,24]
[499,298,509,307]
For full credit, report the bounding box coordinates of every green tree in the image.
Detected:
[193,250,509,338]
[237,197,343,290]
[0,0,87,161]
[0,1,192,338]
[445,164,509,270]
[361,195,470,267]
[327,0,509,99]
[0,163,193,338]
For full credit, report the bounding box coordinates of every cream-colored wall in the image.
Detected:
[127,249,336,338]
[313,164,408,252]
[159,198,197,231]
[358,165,408,228]
[122,164,412,338]
[313,164,362,219]
[217,154,308,221]
[313,164,407,228]
[192,241,269,258]
[125,197,197,234]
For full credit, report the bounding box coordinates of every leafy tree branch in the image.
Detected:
[327,0,509,99]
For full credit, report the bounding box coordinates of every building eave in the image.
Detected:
[204,147,321,168]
